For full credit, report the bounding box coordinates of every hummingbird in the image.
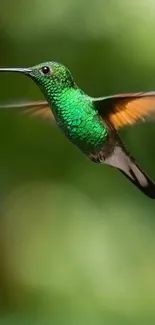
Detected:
[0,61,155,199]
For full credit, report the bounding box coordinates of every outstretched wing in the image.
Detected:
[94,92,155,130]
[0,100,55,123]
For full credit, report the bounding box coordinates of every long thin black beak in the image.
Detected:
[0,67,31,74]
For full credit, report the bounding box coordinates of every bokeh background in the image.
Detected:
[0,1,155,324]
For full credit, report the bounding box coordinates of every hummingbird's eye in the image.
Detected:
[40,66,51,76]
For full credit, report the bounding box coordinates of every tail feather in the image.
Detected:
[104,143,155,199]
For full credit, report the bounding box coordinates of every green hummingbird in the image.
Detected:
[0,61,155,199]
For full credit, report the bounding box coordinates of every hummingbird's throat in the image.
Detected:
[33,75,108,152]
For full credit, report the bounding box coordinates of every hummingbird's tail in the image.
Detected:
[104,142,155,199]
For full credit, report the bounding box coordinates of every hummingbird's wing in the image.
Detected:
[0,100,55,123]
[104,138,155,199]
[94,92,155,130]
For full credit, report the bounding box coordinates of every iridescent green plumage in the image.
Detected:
[29,62,108,154]
[55,89,109,153]
[0,61,155,199]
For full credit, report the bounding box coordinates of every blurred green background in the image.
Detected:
[0,1,155,324]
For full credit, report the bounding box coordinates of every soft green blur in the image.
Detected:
[0,1,155,324]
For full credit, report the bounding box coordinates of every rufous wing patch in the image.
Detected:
[96,92,155,130]
[108,96,155,129]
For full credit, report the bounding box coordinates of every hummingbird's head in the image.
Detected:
[0,61,76,103]
[28,61,75,92]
